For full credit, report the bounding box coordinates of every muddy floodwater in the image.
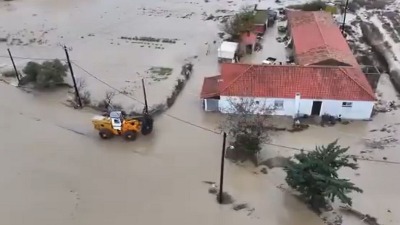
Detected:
[1,0,400,225]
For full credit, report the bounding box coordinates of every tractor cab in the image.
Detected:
[110,111,123,131]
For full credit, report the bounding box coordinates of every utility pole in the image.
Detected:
[64,46,82,108]
[141,78,149,114]
[7,48,20,84]
[341,0,349,34]
[218,132,227,204]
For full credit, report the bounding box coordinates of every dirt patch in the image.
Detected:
[259,156,290,168]
[147,67,173,82]
[340,206,382,225]
[364,136,398,149]
[202,181,255,212]
[352,0,393,10]
[233,203,248,211]
[320,210,343,225]
[138,7,196,20]
[359,22,390,72]
[216,192,234,204]
[203,181,234,204]
[1,28,55,46]
[225,147,258,165]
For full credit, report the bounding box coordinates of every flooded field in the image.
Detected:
[1,0,400,225]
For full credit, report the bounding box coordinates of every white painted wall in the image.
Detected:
[218,96,374,120]
[319,100,374,119]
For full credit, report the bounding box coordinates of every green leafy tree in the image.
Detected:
[221,6,255,41]
[21,59,68,88]
[287,0,327,11]
[284,140,363,210]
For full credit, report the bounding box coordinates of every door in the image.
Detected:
[311,101,322,116]
[246,44,253,54]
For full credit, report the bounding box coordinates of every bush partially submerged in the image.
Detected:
[287,0,327,11]
[1,70,17,78]
[284,141,363,211]
[166,63,193,108]
[20,59,69,89]
[220,98,274,165]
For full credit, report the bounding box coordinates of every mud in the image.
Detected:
[1,1,400,225]
[259,156,290,168]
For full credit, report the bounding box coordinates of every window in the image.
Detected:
[342,102,352,108]
[274,100,284,110]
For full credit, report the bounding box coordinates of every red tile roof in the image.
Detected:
[201,63,375,101]
[200,75,221,98]
[287,10,359,67]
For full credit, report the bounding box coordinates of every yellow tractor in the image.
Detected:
[92,79,154,141]
[92,111,154,141]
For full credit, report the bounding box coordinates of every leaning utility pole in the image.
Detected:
[7,49,20,84]
[218,132,227,204]
[141,78,149,114]
[64,46,82,108]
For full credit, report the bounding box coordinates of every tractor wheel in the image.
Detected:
[99,129,113,139]
[123,130,138,141]
[141,124,153,135]
[141,117,154,135]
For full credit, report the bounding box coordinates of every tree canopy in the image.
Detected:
[221,6,255,41]
[284,140,363,210]
[220,98,273,164]
[21,59,68,89]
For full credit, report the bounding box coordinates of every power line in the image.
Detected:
[0,55,66,61]
[71,62,145,104]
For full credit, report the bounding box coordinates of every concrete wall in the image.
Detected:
[218,96,374,119]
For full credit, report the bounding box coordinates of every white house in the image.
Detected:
[200,63,376,120]
[218,41,238,63]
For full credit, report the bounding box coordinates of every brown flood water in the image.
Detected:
[1,0,400,224]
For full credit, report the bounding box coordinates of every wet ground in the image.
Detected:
[1,0,400,225]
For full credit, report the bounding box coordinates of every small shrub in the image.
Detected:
[81,90,91,105]
[288,0,327,11]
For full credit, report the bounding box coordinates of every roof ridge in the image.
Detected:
[313,12,327,51]
[219,64,256,95]
[338,67,376,100]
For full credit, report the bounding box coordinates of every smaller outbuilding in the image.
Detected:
[253,10,269,34]
[218,41,239,63]
[240,31,257,54]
